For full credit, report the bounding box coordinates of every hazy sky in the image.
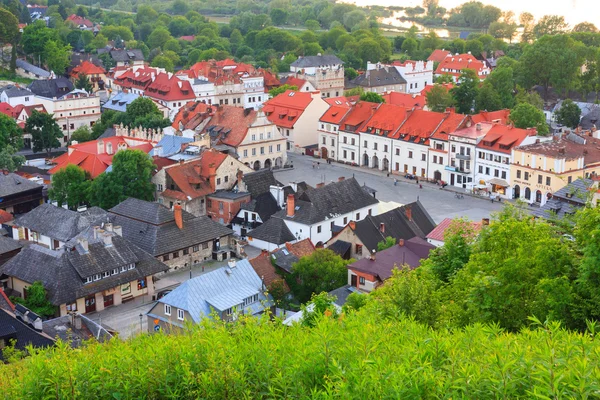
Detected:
[343,0,599,26]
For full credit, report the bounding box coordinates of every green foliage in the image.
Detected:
[70,126,92,144]
[300,292,340,327]
[510,102,549,134]
[426,84,455,112]
[288,249,351,303]
[90,150,156,210]
[48,164,91,209]
[74,73,93,93]
[446,1,502,29]
[44,40,72,75]
[0,113,23,150]
[0,145,25,172]
[268,84,297,98]
[555,99,582,129]
[25,111,63,157]
[342,292,368,312]
[475,82,502,112]
[10,281,57,318]
[377,236,396,251]
[0,8,19,46]
[359,91,385,103]
[485,66,515,109]
[344,67,358,81]
[533,15,569,38]
[451,68,479,114]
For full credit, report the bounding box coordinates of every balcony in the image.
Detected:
[456,153,471,161]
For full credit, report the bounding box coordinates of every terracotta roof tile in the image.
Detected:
[435,53,490,79]
[70,61,105,77]
[339,101,380,132]
[361,104,409,137]
[320,105,351,124]
[163,149,227,199]
[205,106,257,147]
[249,252,289,290]
[285,238,315,258]
[145,73,195,103]
[477,124,536,154]
[0,209,14,224]
[426,218,482,242]
[382,91,426,108]
[264,90,314,129]
[428,49,451,63]
[470,109,510,125]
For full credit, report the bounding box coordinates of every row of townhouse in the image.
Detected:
[318,102,564,202]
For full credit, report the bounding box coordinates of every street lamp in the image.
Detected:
[189,263,192,280]
[139,313,143,334]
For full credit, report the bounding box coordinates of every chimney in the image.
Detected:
[179,159,184,165]
[482,218,489,226]
[154,145,163,157]
[476,123,482,131]
[73,314,82,330]
[286,194,295,217]
[97,139,104,154]
[316,182,325,188]
[379,222,385,233]
[105,223,113,232]
[398,238,405,247]
[77,238,89,252]
[349,221,356,230]
[113,225,123,237]
[338,176,345,182]
[174,203,183,229]
[405,205,412,221]
[102,233,113,247]
[370,249,376,261]
[228,259,236,269]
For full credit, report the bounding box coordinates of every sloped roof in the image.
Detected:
[205,106,257,147]
[349,237,435,280]
[435,53,489,78]
[28,78,73,99]
[361,104,409,138]
[241,169,283,198]
[109,49,144,62]
[145,73,195,102]
[426,217,482,242]
[0,209,14,224]
[0,308,54,361]
[1,85,33,98]
[0,236,21,255]
[16,59,50,78]
[249,251,288,289]
[149,135,194,157]
[240,192,280,221]
[102,92,139,113]
[0,172,41,197]
[163,150,227,199]
[171,101,213,130]
[291,55,343,68]
[382,92,426,108]
[351,67,406,88]
[154,259,272,322]
[263,90,314,129]
[477,124,535,154]
[428,49,451,63]
[470,109,510,125]
[320,104,351,125]
[339,101,380,131]
[248,217,295,245]
[70,60,105,77]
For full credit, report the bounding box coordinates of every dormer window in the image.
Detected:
[85,277,92,284]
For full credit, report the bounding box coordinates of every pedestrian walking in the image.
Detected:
[317,162,320,169]
[394,179,397,186]
[415,178,419,184]
[312,162,315,169]
[387,172,390,177]
[419,184,423,189]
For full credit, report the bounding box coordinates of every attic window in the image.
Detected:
[282,249,289,255]
[288,92,295,97]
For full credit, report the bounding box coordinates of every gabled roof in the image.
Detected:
[102,92,140,113]
[272,177,378,226]
[109,49,145,62]
[171,101,213,130]
[420,83,454,97]
[347,202,436,253]
[263,90,315,129]
[1,85,32,98]
[431,110,468,140]
[240,192,281,221]
[0,308,54,361]
[145,73,195,103]
[351,67,406,88]
[361,104,409,137]
[0,209,14,224]
[0,172,41,198]
[0,102,16,117]
[426,217,482,242]
[150,135,194,158]
[204,106,257,147]
[291,55,343,68]
[1,233,168,306]
[28,78,74,99]
[249,251,288,289]
[281,76,307,89]
[154,259,272,323]
[533,178,593,220]
[70,60,105,77]
[0,235,21,256]
[14,204,111,243]
[257,68,280,87]
[339,101,380,132]
[248,217,295,245]
[349,237,435,280]
[320,104,351,125]
[163,149,227,199]
[470,109,510,125]
[66,14,93,27]
[428,49,451,63]
[382,92,425,108]
[435,53,489,78]
[16,59,50,78]
[109,198,233,256]
[240,169,283,198]
[477,124,535,154]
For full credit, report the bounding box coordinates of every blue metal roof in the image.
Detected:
[102,92,140,113]
[149,134,194,157]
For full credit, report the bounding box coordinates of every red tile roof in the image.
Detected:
[435,53,490,79]
[431,110,468,140]
[324,96,352,107]
[426,217,482,242]
[420,83,454,97]
[66,14,93,28]
[283,76,307,89]
[178,35,195,41]
[249,251,289,290]
[257,68,280,88]
[428,49,451,63]
[171,101,213,130]
[362,104,410,137]
[339,101,380,132]
[285,238,315,258]
[263,90,314,129]
[145,73,195,103]
[70,60,105,77]
[113,67,160,91]
[152,156,176,173]
[163,149,227,199]
[393,109,445,143]
[382,91,426,108]
[13,104,47,118]
[470,109,510,125]
[0,209,14,224]
[0,102,16,118]
[319,105,351,125]
[207,106,258,147]
[49,137,155,178]
[477,124,538,154]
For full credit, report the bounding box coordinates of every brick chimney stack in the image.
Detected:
[174,203,183,229]
[349,221,356,230]
[380,222,385,233]
[398,238,405,247]
[338,176,345,182]
[286,194,295,217]
[405,205,412,221]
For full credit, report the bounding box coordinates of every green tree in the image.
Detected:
[74,73,93,93]
[70,125,92,143]
[0,146,25,172]
[345,67,358,81]
[533,15,569,38]
[48,164,91,209]
[25,111,63,157]
[0,8,19,71]
[451,69,479,114]
[22,21,58,64]
[377,236,396,251]
[555,99,582,129]
[475,82,502,112]
[98,51,114,70]
[360,92,385,103]
[288,249,351,303]
[572,22,598,33]
[304,19,320,31]
[509,102,549,134]
[342,292,368,313]
[400,37,418,56]
[573,206,600,325]
[426,84,455,112]
[0,113,23,150]
[44,40,72,74]
[486,66,514,109]
[90,33,108,50]
[515,86,544,110]
[10,281,56,318]
[122,97,169,129]
[270,8,288,26]
[464,39,484,57]
[90,150,156,210]
[146,27,173,50]
[269,84,298,97]
[151,54,175,72]
[300,292,340,327]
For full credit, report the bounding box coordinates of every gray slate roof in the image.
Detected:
[151,259,272,323]
[0,308,54,361]
[272,177,379,226]
[351,67,407,88]
[14,204,111,243]
[0,232,168,306]
[291,55,343,68]
[270,246,299,273]
[532,178,592,220]
[0,236,22,255]
[109,198,233,256]
[1,85,33,98]
[240,169,283,198]
[350,201,436,253]
[248,217,295,245]
[0,173,41,198]
[28,78,74,99]
[16,59,51,78]
[328,284,362,306]
[110,49,145,62]
[240,192,281,221]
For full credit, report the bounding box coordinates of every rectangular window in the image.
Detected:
[524,172,529,181]
[538,175,543,184]
[193,245,199,252]
[322,137,326,144]
[478,166,483,173]
[546,177,551,186]
[351,138,356,146]
[224,176,229,183]
[173,251,179,259]
[243,149,248,157]
[501,171,507,179]
[374,143,378,150]
[568,176,572,183]
[202,243,209,249]
[395,148,400,156]
[359,277,365,285]
[408,151,413,159]
[121,265,128,272]
[384,145,388,152]
[343,150,347,158]
[364,140,368,148]
[207,199,212,208]
[495,169,499,177]
[112,268,118,275]
[331,139,335,146]
[252,148,256,156]
[421,154,426,161]
[356,212,360,220]
[165,304,171,316]
[269,145,273,153]
[355,244,363,255]
[317,225,322,233]
[137,278,147,290]
[177,309,185,321]
[277,144,281,151]
[183,248,189,255]
[260,147,265,155]
[103,271,110,278]
[219,202,224,211]
[343,217,348,225]
[517,170,521,179]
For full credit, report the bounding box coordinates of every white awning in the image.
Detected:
[488,178,509,187]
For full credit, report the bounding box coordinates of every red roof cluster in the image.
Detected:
[171,101,213,130]
[257,68,281,88]
[477,124,537,154]
[420,83,454,97]
[49,137,155,178]
[382,91,426,108]
[427,49,451,63]
[178,35,195,41]
[339,101,380,132]
[113,66,161,92]
[177,59,264,85]
[263,90,315,129]
[426,217,482,242]
[470,109,510,125]
[163,149,228,200]
[145,73,195,102]
[66,14,93,28]
[0,102,16,118]
[204,105,258,147]
[435,53,490,79]
[70,60,105,77]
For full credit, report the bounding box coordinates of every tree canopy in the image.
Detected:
[555,99,582,129]
[48,164,91,210]
[25,111,63,157]
[509,102,549,134]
